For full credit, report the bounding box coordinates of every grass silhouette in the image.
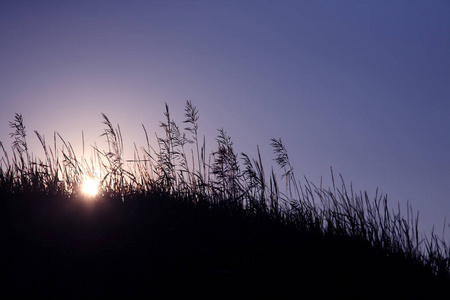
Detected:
[1,102,449,298]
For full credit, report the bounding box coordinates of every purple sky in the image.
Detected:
[1,1,449,239]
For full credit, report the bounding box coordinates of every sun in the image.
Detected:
[82,175,99,197]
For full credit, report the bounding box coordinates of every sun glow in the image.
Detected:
[82,175,100,197]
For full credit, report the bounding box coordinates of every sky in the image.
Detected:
[1,0,449,239]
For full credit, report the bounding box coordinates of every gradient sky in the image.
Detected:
[1,1,449,239]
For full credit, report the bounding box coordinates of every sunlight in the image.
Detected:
[82,175,99,197]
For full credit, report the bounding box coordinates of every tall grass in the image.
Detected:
[1,102,449,278]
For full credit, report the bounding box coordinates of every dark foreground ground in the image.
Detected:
[1,193,448,299]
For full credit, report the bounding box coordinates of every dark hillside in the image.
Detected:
[1,193,448,299]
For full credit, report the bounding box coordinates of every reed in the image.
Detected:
[1,101,449,282]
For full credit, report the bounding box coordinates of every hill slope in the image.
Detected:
[2,193,448,299]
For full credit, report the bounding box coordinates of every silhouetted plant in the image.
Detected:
[0,102,449,279]
[183,100,207,197]
[211,128,242,204]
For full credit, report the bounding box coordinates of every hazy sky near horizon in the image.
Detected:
[1,1,449,238]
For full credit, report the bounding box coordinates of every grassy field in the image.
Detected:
[1,102,449,298]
